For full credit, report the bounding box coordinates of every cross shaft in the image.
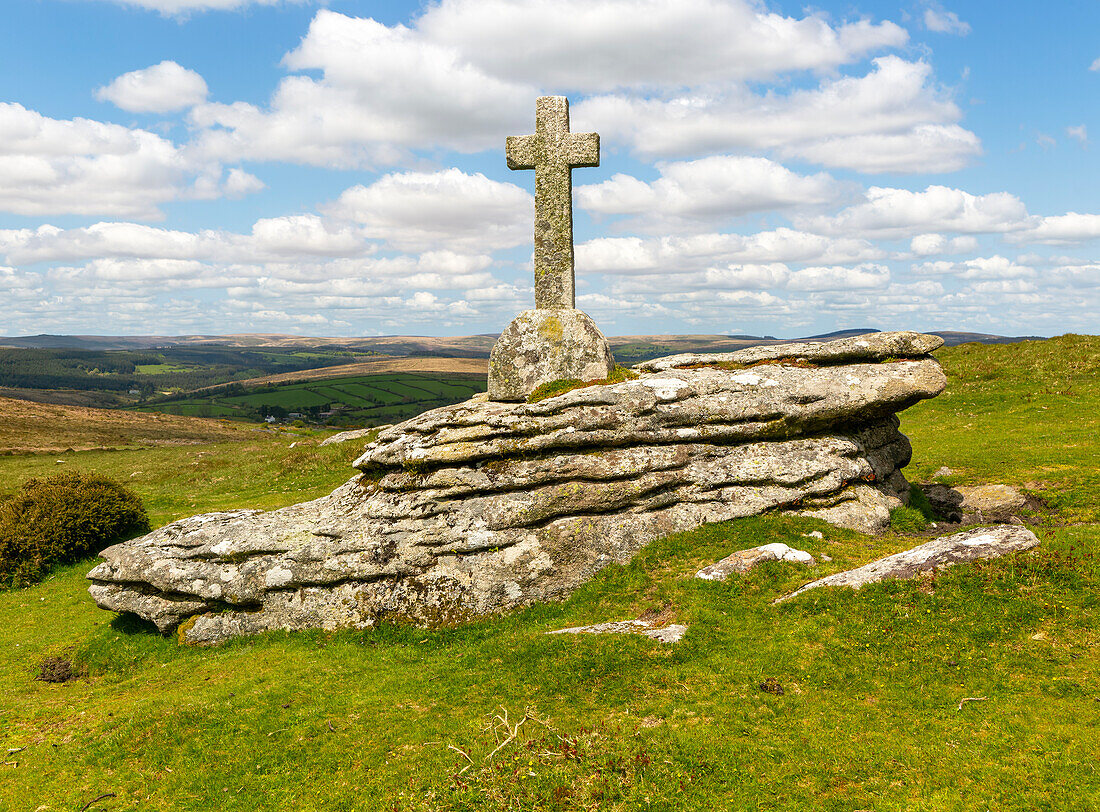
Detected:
[506,96,599,309]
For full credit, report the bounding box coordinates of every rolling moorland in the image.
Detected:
[0,335,1097,810]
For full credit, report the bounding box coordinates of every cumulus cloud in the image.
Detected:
[1018,212,1100,244]
[419,0,906,90]
[923,6,971,35]
[184,7,933,173]
[96,61,208,113]
[913,255,1035,279]
[909,233,980,255]
[577,156,841,230]
[576,57,981,173]
[806,185,1032,239]
[191,10,531,168]
[326,169,531,252]
[0,216,367,265]
[1067,125,1088,146]
[787,263,890,291]
[0,102,261,218]
[577,228,880,275]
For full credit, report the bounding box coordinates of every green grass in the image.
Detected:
[1,336,1099,810]
[0,432,366,527]
[904,334,1100,522]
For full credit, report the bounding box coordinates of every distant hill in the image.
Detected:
[0,327,1050,359]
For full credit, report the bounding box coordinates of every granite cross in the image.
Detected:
[506,96,599,310]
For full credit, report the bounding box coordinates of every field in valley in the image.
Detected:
[139,371,487,426]
[0,336,1097,810]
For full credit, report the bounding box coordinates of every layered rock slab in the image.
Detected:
[88,332,946,644]
[776,525,1040,603]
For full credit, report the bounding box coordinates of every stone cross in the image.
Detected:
[506,96,599,310]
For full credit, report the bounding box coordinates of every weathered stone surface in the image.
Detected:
[695,543,814,580]
[487,308,614,401]
[920,483,1028,523]
[547,620,688,643]
[319,426,387,447]
[89,333,946,644]
[636,331,944,373]
[775,525,1040,603]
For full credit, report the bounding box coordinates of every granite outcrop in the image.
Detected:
[88,331,946,643]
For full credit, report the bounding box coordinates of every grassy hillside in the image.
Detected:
[0,336,1097,810]
[0,395,255,456]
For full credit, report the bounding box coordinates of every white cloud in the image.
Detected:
[787,263,890,291]
[913,255,1034,279]
[96,61,208,113]
[1067,125,1088,146]
[419,0,906,91]
[577,228,879,275]
[1090,57,1100,72]
[0,217,368,265]
[909,233,979,255]
[576,57,980,173]
[326,169,531,252]
[182,8,942,175]
[0,102,260,218]
[807,185,1032,239]
[790,124,980,173]
[923,7,971,35]
[1019,212,1100,244]
[191,10,530,168]
[577,156,840,230]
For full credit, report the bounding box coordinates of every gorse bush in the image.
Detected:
[0,471,150,587]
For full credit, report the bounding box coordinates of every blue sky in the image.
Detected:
[1,0,1098,338]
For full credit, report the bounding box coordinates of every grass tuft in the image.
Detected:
[527,365,639,403]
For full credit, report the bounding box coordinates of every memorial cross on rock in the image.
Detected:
[506,96,599,310]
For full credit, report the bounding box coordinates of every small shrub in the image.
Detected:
[0,471,150,588]
[889,505,929,534]
[907,483,939,521]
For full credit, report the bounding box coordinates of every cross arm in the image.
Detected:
[564,132,599,168]
[506,134,540,170]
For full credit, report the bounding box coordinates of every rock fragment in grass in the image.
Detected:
[695,543,815,580]
[759,677,784,695]
[921,483,1029,523]
[319,426,388,447]
[775,525,1040,603]
[547,619,688,643]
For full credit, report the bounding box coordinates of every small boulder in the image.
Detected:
[696,542,815,581]
[921,483,1028,523]
[955,484,1028,520]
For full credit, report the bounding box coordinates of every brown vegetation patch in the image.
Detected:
[35,656,77,683]
[0,396,253,454]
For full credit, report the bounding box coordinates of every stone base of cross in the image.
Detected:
[488,96,615,401]
[488,308,614,401]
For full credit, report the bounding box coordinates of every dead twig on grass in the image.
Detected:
[79,793,117,811]
[957,696,988,711]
